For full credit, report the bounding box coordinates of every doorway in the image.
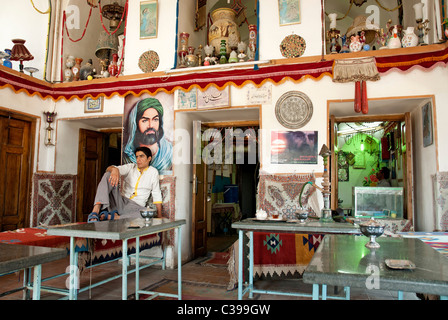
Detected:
[203,123,260,254]
[187,107,261,258]
[330,113,414,224]
[76,128,122,222]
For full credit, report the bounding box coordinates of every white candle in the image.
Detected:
[413,2,424,20]
[329,13,337,29]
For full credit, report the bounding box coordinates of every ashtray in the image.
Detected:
[385,259,416,270]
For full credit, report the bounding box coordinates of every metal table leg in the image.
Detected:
[238,229,243,300]
[249,231,254,299]
[122,239,128,300]
[177,226,182,300]
[32,265,42,300]
[135,236,140,300]
[69,236,78,300]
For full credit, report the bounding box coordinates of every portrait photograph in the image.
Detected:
[123,92,174,175]
[271,130,318,164]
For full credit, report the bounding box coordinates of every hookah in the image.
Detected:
[298,144,333,222]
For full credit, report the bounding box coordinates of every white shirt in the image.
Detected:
[115,163,162,207]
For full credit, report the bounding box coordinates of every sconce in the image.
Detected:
[43,111,57,146]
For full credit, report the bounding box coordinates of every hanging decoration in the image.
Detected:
[332,57,380,114]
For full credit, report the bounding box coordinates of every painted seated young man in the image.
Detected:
[88,146,162,222]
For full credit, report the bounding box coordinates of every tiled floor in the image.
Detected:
[0,253,418,300]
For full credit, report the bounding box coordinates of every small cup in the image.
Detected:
[271,211,279,219]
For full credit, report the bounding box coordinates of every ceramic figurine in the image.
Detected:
[387,25,401,49]
[377,28,388,49]
[339,35,350,53]
[349,35,362,52]
[228,46,238,63]
[2,49,12,68]
[237,41,247,61]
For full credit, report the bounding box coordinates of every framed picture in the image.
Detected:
[140,0,158,39]
[353,151,366,169]
[422,102,433,147]
[197,86,230,109]
[271,130,318,164]
[177,88,197,110]
[84,97,103,113]
[278,0,301,26]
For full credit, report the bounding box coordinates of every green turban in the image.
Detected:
[136,97,164,119]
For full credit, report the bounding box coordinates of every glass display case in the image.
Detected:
[352,187,403,219]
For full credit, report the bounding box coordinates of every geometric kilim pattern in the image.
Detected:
[32,173,77,227]
[263,233,282,254]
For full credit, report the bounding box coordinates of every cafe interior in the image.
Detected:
[0,0,447,301]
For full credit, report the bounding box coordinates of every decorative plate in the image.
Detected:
[275,91,313,129]
[280,34,306,58]
[138,50,159,73]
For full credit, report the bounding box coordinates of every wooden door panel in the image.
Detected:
[192,120,208,258]
[77,129,105,222]
[0,116,31,231]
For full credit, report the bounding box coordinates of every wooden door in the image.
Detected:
[403,112,414,223]
[329,115,338,209]
[192,120,207,258]
[0,115,32,231]
[77,129,106,222]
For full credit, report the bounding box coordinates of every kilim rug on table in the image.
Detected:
[128,279,257,300]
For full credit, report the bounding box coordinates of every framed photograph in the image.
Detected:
[84,97,103,113]
[197,86,230,109]
[140,0,158,39]
[422,102,433,147]
[271,130,318,164]
[278,0,301,26]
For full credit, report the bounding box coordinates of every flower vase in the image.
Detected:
[208,8,240,56]
[185,46,198,67]
[177,32,190,68]
[248,24,257,61]
[72,57,83,81]
[401,27,419,47]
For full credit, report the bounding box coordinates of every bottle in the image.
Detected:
[108,53,119,76]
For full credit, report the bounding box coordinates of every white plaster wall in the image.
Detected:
[53,96,125,174]
[259,0,323,60]
[0,0,49,80]
[124,0,179,74]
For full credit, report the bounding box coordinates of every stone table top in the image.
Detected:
[0,243,67,275]
[47,218,186,240]
[303,235,448,296]
[232,218,360,234]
